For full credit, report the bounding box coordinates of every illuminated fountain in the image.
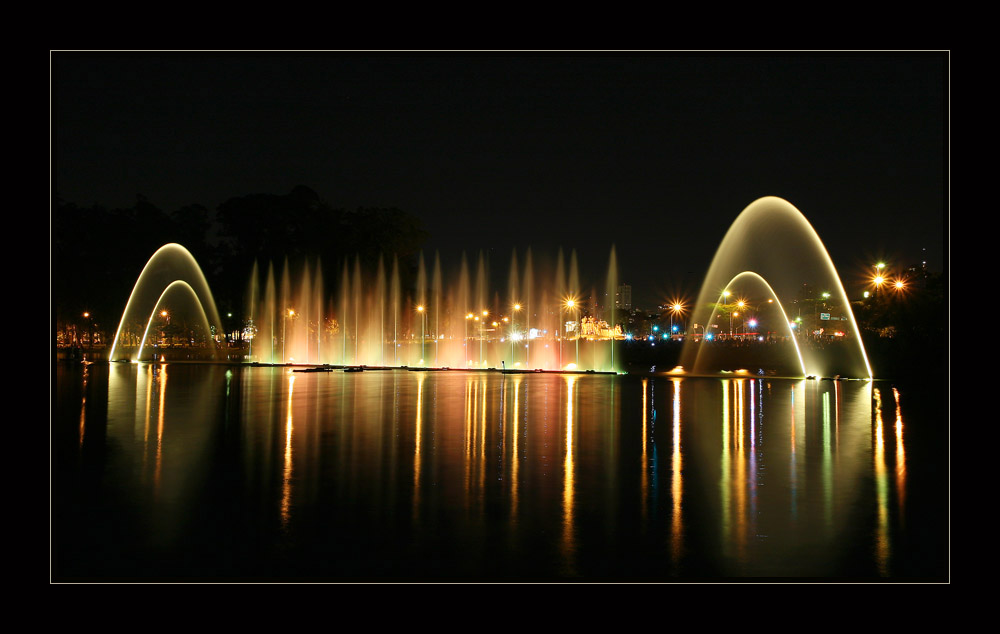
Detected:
[244,247,623,372]
[677,197,873,379]
[110,244,226,362]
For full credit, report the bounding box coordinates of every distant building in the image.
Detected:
[615,283,632,312]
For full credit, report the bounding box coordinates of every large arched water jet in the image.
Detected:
[110,243,225,362]
[680,197,873,379]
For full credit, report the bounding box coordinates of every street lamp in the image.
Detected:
[669,301,684,337]
[513,303,523,368]
[721,291,732,338]
[465,312,474,366]
[83,311,93,348]
[416,305,425,364]
[481,309,489,366]
[872,263,887,296]
[283,308,295,364]
[566,299,579,367]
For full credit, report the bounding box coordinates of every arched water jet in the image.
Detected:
[680,197,873,379]
[136,280,216,361]
[110,243,225,362]
[693,271,808,376]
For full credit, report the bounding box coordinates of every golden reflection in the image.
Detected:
[281,373,295,528]
[480,376,487,495]
[790,383,798,519]
[463,375,488,513]
[562,374,578,572]
[873,387,890,576]
[413,371,425,518]
[748,379,758,544]
[464,375,473,499]
[823,390,833,529]
[155,363,167,493]
[893,388,907,518]
[721,380,731,546]
[511,375,522,520]
[79,363,89,449]
[641,378,648,523]
[670,377,683,564]
[734,379,747,559]
[143,364,154,477]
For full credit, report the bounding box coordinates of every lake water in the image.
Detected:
[52,362,948,582]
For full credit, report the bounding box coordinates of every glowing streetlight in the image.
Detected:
[872,263,887,296]
[465,312,474,366]
[512,303,523,367]
[282,308,295,364]
[669,300,685,337]
[480,309,489,366]
[82,311,93,348]
[565,298,580,367]
[417,305,425,363]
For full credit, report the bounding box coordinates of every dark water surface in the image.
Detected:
[52,362,948,582]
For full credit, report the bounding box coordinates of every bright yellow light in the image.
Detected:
[83,312,90,318]
[513,303,522,311]
[737,301,745,309]
[482,310,489,316]
[873,275,885,287]
[160,310,168,317]
[894,280,905,290]
[566,299,575,308]
[564,363,578,370]
[288,309,295,316]
[466,313,473,319]
[417,305,424,312]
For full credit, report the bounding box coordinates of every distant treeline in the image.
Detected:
[52,185,429,330]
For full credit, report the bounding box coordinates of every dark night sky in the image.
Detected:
[52,51,948,308]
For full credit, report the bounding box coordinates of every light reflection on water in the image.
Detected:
[54,363,945,581]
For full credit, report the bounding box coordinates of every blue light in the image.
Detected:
[706,333,714,341]
[652,326,659,332]
[671,325,678,332]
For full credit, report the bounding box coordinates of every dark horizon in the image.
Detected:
[52,51,948,310]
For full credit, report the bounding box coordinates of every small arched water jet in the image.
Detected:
[680,197,873,379]
[136,280,216,361]
[693,271,808,376]
[110,243,225,362]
